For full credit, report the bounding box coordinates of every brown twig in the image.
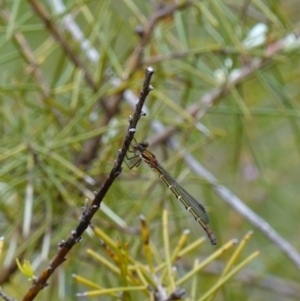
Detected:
[0,261,18,285]
[21,67,155,301]
[0,8,55,112]
[126,0,192,77]
[26,0,112,115]
[25,0,116,168]
[26,0,93,90]
[143,47,243,66]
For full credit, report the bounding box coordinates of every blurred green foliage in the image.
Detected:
[0,0,300,300]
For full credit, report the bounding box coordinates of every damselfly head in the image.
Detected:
[139,141,149,148]
[132,141,149,152]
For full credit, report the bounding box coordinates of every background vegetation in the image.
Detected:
[0,0,300,300]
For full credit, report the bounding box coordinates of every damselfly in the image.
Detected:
[126,141,217,245]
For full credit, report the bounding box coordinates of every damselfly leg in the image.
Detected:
[124,139,143,169]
